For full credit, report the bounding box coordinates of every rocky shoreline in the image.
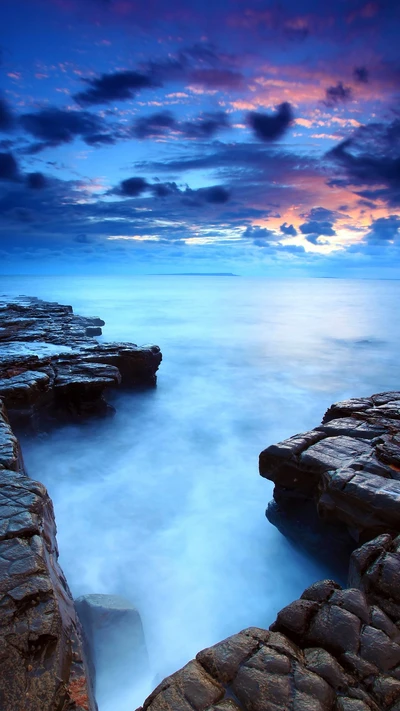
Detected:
[0,296,162,710]
[136,392,400,711]
[1,295,399,711]
[0,296,162,429]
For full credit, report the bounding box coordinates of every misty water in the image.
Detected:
[2,275,400,711]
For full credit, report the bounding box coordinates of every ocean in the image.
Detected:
[1,274,400,710]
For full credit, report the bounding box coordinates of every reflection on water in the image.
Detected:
[3,275,400,711]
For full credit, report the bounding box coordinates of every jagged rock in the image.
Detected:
[260,390,400,543]
[75,594,148,702]
[0,296,162,427]
[0,404,96,711]
[137,584,400,711]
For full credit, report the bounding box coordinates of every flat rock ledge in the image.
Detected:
[137,393,400,711]
[0,296,162,427]
[0,399,96,710]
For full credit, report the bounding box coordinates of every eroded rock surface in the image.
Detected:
[0,401,96,711]
[0,296,162,426]
[259,391,400,546]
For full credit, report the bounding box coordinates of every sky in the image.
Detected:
[0,0,399,276]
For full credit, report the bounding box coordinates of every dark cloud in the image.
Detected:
[0,97,14,132]
[74,70,158,106]
[0,152,19,181]
[26,172,47,190]
[328,119,400,205]
[133,112,176,139]
[247,103,293,141]
[280,222,297,236]
[20,108,112,151]
[151,181,180,198]
[116,177,149,197]
[324,81,352,106]
[299,208,337,237]
[243,225,277,243]
[197,185,230,203]
[182,112,229,139]
[133,110,229,140]
[112,174,229,206]
[364,216,400,244]
[188,68,244,89]
[353,66,369,84]
[300,220,336,236]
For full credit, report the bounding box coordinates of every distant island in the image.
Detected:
[152,272,239,276]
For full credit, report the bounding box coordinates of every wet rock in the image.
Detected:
[0,403,96,710]
[137,584,400,711]
[260,391,400,542]
[0,296,162,427]
[75,594,149,703]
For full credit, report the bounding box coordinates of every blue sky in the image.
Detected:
[0,0,400,275]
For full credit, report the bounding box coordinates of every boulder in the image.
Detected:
[75,594,149,703]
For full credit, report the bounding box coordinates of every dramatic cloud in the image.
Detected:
[0,97,14,132]
[116,177,149,197]
[299,207,337,239]
[132,111,229,140]
[20,108,112,151]
[247,103,293,141]
[328,119,400,205]
[74,70,158,106]
[197,185,230,203]
[353,66,369,84]
[280,222,297,236]
[364,216,400,244]
[112,175,230,205]
[0,152,19,181]
[324,81,352,106]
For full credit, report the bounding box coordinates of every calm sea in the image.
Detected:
[1,275,400,710]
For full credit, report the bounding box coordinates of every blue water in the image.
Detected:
[1,275,400,710]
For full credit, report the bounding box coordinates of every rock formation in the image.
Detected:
[0,400,96,710]
[75,594,149,703]
[0,296,162,428]
[0,295,162,709]
[260,391,400,547]
[136,392,400,711]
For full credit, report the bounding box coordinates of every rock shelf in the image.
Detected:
[0,296,162,426]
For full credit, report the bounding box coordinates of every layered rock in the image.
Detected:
[0,401,96,711]
[259,391,400,548]
[0,296,162,427]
